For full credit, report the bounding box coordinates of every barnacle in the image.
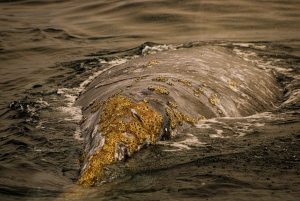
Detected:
[78,94,163,187]
[229,79,239,88]
[173,110,184,126]
[169,107,196,126]
[179,79,192,87]
[217,109,223,114]
[144,60,158,68]
[166,107,177,129]
[148,86,169,95]
[167,101,177,109]
[209,93,218,105]
[167,82,174,86]
[152,76,168,82]
[182,113,196,125]
[210,93,218,99]
[209,98,216,105]
[199,88,204,93]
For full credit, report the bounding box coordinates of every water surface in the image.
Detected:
[0,1,300,200]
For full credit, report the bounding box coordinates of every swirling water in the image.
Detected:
[0,1,300,200]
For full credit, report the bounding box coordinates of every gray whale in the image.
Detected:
[75,46,282,187]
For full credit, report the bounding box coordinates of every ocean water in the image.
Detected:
[0,0,300,200]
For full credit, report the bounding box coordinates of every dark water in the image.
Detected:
[1,0,300,200]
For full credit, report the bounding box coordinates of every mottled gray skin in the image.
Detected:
[75,46,282,176]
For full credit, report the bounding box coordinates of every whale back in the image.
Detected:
[75,46,282,186]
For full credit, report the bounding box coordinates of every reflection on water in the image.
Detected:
[0,0,300,200]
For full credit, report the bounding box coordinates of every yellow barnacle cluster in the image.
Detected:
[166,107,177,129]
[173,110,183,126]
[167,101,177,109]
[181,113,196,125]
[144,60,158,68]
[166,100,197,131]
[152,76,168,82]
[194,89,200,97]
[148,86,170,95]
[210,93,218,99]
[229,79,239,88]
[170,78,192,87]
[209,98,216,105]
[173,110,196,126]
[77,94,163,187]
[178,79,192,87]
[209,93,218,105]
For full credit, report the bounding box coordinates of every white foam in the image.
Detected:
[57,87,83,122]
[35,98,50,108]
[209,130,229,138]
[59,106,82,122]
[232,43,252,47]
[158,133,206,151]
[74,126,84,141]
[142,44,176,55]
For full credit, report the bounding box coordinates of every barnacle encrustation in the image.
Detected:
[166,107,177,129]
[148,86,170,95]
[78,94,163,187]
[209,93,218,105]
[179,79,192,87]
[167,101,177,109]
[229,79,239,88]
[152,76,168,82]
[143,60,159,68]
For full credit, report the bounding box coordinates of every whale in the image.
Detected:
[74,46,282,187]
